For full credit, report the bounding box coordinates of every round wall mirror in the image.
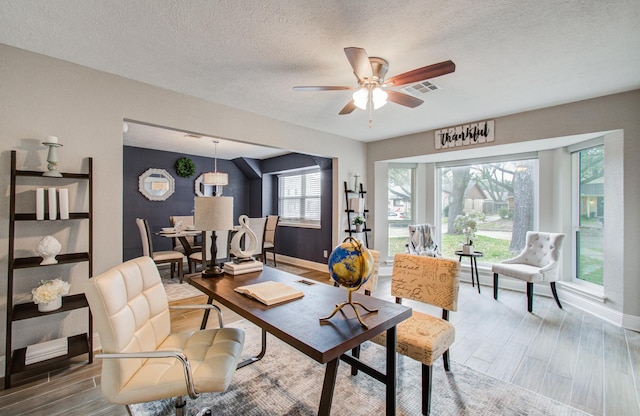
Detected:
[138,168,175,201]
[194,173,214,197]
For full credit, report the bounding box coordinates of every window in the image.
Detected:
[437,156,538,264]
[388,166,414,255]
[572,144,604,286]
[278,168,321,227]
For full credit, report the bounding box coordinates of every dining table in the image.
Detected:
[156,228,202,256]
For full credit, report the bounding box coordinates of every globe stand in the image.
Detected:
[319,288,378,329]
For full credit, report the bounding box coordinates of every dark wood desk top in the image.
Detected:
[188,267,411,364]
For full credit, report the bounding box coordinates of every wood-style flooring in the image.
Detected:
[0,265,638,415]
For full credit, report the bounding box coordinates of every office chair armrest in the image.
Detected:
[170,304,224,327]
[96,350,199,399]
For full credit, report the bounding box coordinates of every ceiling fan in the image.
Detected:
[293,47,455,118]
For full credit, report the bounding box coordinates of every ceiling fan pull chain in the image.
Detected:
[368,91,373,128]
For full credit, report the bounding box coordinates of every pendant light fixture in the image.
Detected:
[203,140,228,194]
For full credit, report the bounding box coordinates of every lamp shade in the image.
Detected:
[203,171,228,186]
[194,196,234,231]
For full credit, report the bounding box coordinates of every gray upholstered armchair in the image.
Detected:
[492,231,566,312]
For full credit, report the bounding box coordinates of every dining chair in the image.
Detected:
[136,218,185,282]
[188,230,230,273]
[86,256,245,416]
[370,253,460,415]
[247,217,267,260]
[262,215,279,266]
[492,231,566,312]
[169,215,201,256]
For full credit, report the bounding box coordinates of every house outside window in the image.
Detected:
[278,168,321,227]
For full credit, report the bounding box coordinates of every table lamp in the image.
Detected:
[194,196,234,277]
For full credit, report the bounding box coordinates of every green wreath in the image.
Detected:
[174,157,196,178]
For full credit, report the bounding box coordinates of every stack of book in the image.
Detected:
[223,259,264,275]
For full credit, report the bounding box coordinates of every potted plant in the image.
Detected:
[454,212,484,254]
[352,215,365,232]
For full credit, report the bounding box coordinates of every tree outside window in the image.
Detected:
[439,158,538,263]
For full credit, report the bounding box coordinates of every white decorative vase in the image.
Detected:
[38,296,62,312]
[36,236,62,265]
[355,224,363,233]
[462,244,474,255]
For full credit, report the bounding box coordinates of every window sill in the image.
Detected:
[278,221,321,230]
[557,281,606,303]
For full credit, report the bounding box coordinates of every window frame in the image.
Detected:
[277,167,321,229]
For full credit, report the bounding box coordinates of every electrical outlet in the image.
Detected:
[323,250,328,258]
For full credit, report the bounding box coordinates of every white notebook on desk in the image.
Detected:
[234,281,304,306]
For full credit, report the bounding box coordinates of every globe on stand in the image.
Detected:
[320,237,378,329]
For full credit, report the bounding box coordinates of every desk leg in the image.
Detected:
[237,328,267,369]
[318,358,340,416]
[473,257,481,293]
[200,297,214,330]
[386,326,397,416]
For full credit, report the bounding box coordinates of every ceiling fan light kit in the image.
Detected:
[294,47,455,127]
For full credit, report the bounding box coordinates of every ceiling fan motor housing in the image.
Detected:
[366,57,389,86]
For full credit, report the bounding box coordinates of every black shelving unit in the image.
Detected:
[344,181,370,247]
[5,150,93,389]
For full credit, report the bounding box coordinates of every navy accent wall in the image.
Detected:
[123,146,249,261]
[122,146,333,265]
[262,154,334,264]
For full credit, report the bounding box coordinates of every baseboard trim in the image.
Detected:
[274,254,327,272]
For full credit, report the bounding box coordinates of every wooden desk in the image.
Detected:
[188,268,411,416]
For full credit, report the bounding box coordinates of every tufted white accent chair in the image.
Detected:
[492,231,566,312]
[85,256,245,415]
[370,253,460,415]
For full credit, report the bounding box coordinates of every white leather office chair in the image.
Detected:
[85,256,245,416]
[492,231,566,312]
[136,218,185,282]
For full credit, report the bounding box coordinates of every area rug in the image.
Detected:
[158,267,204,302]
[130,321,589,416]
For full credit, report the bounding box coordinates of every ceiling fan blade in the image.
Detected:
[344,47,372,82]
[293,86,354,91]
[384,60,456,87]
[339,100,357,115]
[387,90,424,108]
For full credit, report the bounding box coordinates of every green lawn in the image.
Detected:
[390,233,512,263]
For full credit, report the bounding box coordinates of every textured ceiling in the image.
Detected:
[1,0,639,149]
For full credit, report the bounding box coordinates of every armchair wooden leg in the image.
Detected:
[493,273,499,300]
[550,282,563,309]
[422,363,433,415]
[526,282,533,312]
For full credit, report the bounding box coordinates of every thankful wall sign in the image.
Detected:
[435,120,495,150]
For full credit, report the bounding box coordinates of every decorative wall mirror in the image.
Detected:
[194,173,214,197]
[138,168,175,201]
